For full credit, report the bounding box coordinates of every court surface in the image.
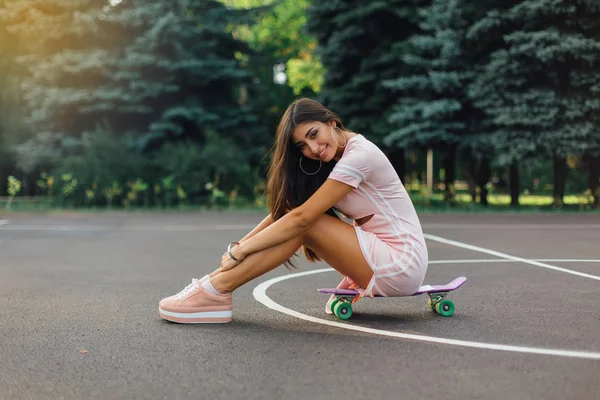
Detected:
[0,212,599,400]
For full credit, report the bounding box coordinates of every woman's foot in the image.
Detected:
[159,275,233,323]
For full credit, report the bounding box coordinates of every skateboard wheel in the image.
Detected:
[427,299,435,310]
[435,299,455,317]
[333,301,353,320]
[330,299,339,314]
[428,296,441,310]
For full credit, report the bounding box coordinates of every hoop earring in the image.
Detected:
[331,126,347,148]
[299,157,322,176]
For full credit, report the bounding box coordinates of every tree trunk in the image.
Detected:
[509,163,519,207]
[477,158,491,207]
[464,155,477,203]
[553,154,567,208]
[388,147,405,183]
[443,148,456,203]
[587,154,600,209]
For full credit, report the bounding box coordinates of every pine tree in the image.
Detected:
[2,0,269,202]
[384,0,478,203]
[468,0,600,207]
[462,0,522,206]
[103,2,267,154]
[225,0,323,140]
[306,0,427,181]
[0,0,121,174]
[12,1,267,153]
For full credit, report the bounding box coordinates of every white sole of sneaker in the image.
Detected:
[159,308,232,324]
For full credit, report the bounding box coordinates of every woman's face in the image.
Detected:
[292,121,341,162]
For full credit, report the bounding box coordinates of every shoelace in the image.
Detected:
[176,278,200,299]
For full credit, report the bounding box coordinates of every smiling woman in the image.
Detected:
[158,98,429,324]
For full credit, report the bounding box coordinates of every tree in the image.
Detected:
[224,0,323,94]
[0,0,42,194]
[459,0,521,206]
[2,0,269,202]
[385,0,478,203]
[306,0,428,182]
[468,0,600,207]
[0,0,115,176]
[224,0,324,152]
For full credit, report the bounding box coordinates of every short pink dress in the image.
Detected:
[327,134,428,297]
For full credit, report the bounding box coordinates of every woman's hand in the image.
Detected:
[220,243,246,271]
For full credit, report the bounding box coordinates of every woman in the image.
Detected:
[158,98,428,323]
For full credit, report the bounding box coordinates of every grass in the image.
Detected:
[409,192,599,213]
[1,193,598,214]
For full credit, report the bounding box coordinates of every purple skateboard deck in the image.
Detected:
[318,276,466,297]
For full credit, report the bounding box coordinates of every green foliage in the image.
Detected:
[307,0,427,147]
[286,54,324,95]
[224,0,324,155]
[60,173,78,198]
[225,0,323,94]
[57,124,147,192]
[468,0,600,164]
[103,181,123,209]
[104,2,263,150]
[4,175,21,210]
[2,0,267,175]
[7,175,21,197]
[384,0,472,150]
[0,13,31,182]
[1,0,600,209]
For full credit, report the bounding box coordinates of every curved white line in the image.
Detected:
[534,259,600,263]
[252,268,600,360]
[423,224,600,229]
[0,219,9,226]
[428,259,600,264]
[424,234,600,280]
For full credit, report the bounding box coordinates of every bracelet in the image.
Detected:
[227,241,241,262]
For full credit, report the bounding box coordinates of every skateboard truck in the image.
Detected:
[426,292,455,317]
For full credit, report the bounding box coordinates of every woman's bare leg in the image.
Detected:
[210,213,373,293]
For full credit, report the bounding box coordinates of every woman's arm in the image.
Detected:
[238,214,273,244]
[230,179,353,261]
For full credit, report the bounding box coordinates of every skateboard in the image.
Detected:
[318,276,467,320]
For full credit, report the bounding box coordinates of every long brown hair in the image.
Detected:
[266,98,348,266]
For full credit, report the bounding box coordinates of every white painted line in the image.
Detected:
[429,259,600,264]
[162,225,257,231]
[253,268,600,360]
[0,225,106,231]
[534,259,600,263]
[424,234,600,281]
[0,219,9,226]
[423,224,600,230]
[0,224,258,232]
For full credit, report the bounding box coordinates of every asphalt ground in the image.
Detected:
[0,212,599,400]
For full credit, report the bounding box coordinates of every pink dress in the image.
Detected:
[327,134,428,297]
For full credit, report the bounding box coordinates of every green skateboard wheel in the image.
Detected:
[435,299,455,317]
[333,301,353,320]
[330,299,339,314]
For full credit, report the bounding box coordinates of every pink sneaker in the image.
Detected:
[159,276,232,323]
